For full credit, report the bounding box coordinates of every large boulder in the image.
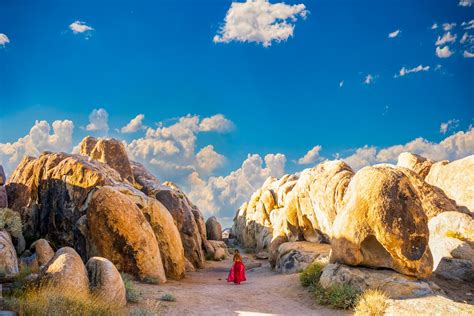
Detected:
[206,216,222,241]
[428,211,474,241]
[80,136,135,184]
[425,155,474,213]
[320,263,437,299]
[0,165,5,186]
[275,241,330,274]
[31,238,55,267]
[0,230,19,275]
[330,166,433,278]
[39,247,89,295]
[397,152,434,179]
[204,240,228,261]
[0,186,7,208]
[87,186,166,283]
[86,257,127,307]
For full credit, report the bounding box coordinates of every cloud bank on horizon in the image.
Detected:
[1,110,473,227]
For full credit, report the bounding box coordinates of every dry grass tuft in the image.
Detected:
[354,289,389,316]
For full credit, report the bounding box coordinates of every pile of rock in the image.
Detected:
[233,153,473,282]
[4,136,212,283]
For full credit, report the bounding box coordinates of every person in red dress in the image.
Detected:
[227,249,246,285]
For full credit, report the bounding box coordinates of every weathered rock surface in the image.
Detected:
[426,155,474,213]
[0,230,19,274]
[331,166,433,278]
[31,238,55,267]
[87,186,166,282]
[205,240,228,260]
[385,295,474,315]
[206,216,222,241]
[80,136,135,184]
[0,186,7,208]
[86,257,127,307]
[320,263,437,299]
[0,165,5,186]
[397,152,434,179]
[275,242,330,274]
[429,211,474,242]
[39,247,89,295]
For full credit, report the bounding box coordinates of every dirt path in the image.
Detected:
[133,254,347,315]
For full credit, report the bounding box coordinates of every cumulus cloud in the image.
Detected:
[86,108,109,133]
[363,74,375,84]
[436,46,453,58]
[69,21,94,34]
[121,114,147,133]
[213,0,308,47]
[395,65,430,78]
[462,20,474,30]
[440,119,460,134]
[195,145,226,175]
[199,114,234,132]
[297,145,322,165]
[187,153,286,216]
[435,32,457,46]
[388,29,400,38]
[464,50,474,58]
[341,127,474,171]
[0,120,74,174]
[442,23,456,31]
[0,33,10,47]
[459,0,473,7]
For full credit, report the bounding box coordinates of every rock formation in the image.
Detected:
[5,136,209,281]
[275,242,330,274]
[0,230,19,275]
[397,152,434,179]
[206,216,223,241]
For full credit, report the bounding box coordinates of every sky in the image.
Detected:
[0,0,473,227]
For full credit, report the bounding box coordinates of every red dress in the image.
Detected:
[227,260,246,284]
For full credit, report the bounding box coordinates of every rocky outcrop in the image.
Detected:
[86,257,127,307]
[0,187,7,208]
[31,238,55,267]
[0,230,19,274]
[204,240,228,260]
[39,247,89,295]
[80,136,135,184]
[0,165,5,186]
[425,155,474,213]
[206,216,222,241]
[397,152,434,179]
[87,186,166,283]
[320,263,438,299]
[275,242,330,274]
[331,166,433,278]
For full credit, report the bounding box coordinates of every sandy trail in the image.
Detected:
[134,254,347,316]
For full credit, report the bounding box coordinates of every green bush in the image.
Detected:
[354,289,388,316]
[160,293,176,302]
[0,208,23,238]
[121,272,142,303]
[314,283,360,309]
[299,261,326,287]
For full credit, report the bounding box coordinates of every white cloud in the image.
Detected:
[435,32,457,46]
[431,23,438,30]
[186,153,286,216]
[442,23,456,31]
[459,0,473,7]
[342,127,474,171]
[463,50,474,58]
[363,74,375,84]
[462,20,474,30]
[86,108,109,133]
[69,21,94,34]
[199,114,234,132]
[388,29,400,38]
[395,64,430,78]
[436,46,453,58]
[297,145,322,165]
[0,120,74,174]
[0,33,10,47]
[440,119,460,134]
[195,145,226,175]
[213,0,308,47]
[339,80,344,88]
[121,114,147,133]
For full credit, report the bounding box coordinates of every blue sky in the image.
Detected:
[1,0,473,226]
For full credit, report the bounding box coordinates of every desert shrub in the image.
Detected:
[445,230,467,241]
[300,261,326,287]
[314,283,360,309]
[0,208,23,238]
[143,276,160,285]
[354,289,388,316]
[160,292,176,302]
[8,283,124,315]
[130,299,161,316]
[121,272,142,303]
